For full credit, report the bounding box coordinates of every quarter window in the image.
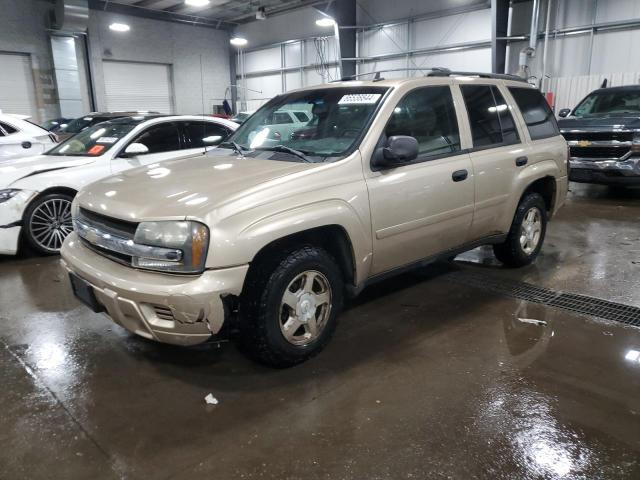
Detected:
[385,86,461,159]
[131,123,181,154]
[461,85,520,148]
[509,87,560,140]
[183,122,229,148]
[0,122,17,135]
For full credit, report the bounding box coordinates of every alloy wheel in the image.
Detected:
[519,207,542,255]
[28,198,73,253]
[279,270,332,346]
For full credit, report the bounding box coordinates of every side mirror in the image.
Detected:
[558,108,571,118]
[122,142,149,157]
[374,135,419,169]
[202,135,223,145]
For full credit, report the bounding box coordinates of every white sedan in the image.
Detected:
[0,112,57,162]
[0,114,237,255]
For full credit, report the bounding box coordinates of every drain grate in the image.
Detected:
[447,270,640,327]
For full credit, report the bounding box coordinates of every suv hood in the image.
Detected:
[76,153,317,220]
[558,114,640,130]
[0,155,95,188]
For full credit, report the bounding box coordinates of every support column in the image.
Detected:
[322,0,356,79]
[492,0,510,73]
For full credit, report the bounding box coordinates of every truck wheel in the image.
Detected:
[23,192,74,255]
[238,245,344,368]
[493,193,547,267]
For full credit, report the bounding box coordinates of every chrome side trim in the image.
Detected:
[74,217,182,262]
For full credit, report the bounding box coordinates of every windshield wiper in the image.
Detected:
[219,141,247,158]
[257,145,313,163]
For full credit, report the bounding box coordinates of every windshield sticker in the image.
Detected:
[96,137,118,144]
[338,94,381,105]
[88,145,105,155]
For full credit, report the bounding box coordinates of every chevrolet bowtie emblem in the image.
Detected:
[577,140,592,147]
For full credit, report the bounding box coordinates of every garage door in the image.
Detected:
[0,53,37,118]
[103,61,174,113]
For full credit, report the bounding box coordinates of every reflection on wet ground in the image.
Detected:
[1,183,639,479]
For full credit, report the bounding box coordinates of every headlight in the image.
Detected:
[132,221,209,274]
[71,198,80,220]
[0,189,21,204]
[632,132,640,154]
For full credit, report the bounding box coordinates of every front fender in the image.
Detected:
[208,199,373,284]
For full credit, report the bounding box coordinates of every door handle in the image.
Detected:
[452,169,468,182]
[21,141,32,149]
[515,156,528,167]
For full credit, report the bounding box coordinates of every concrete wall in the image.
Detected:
[87,10,231,114]
[0,0,60,122]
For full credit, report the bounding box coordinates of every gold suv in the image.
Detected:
[62,71,568,367]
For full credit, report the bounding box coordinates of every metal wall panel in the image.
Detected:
[243,46,281,74]
[412,9,491,50]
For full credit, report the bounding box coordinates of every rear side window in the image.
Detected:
[461,85,520,148]
[509,87,560,140]
[183,121,230,148]
[273,112,293,124]
[385,86,461,159]
[0,122,17,134]
[293,112,310,122]
[132,123,181,154]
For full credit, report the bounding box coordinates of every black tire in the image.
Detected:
[23,192,75,255]
[493,193,547,268]
[237,245,344,368]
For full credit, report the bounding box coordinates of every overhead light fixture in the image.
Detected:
[185,0,210,6]
[316,17,336,27]
[256,6,266,20]
[230,36,248,47]
[109,23,130,32]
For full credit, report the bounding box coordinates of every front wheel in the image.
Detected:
[237,245,344,368]
[493,193,547,267]
[23,193,74,255]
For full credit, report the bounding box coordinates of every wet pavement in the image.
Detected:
[1,183,639,479]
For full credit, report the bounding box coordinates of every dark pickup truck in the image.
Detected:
[558,85,640,185]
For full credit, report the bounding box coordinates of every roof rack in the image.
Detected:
[335,67,528,83]
[426,68,528,82]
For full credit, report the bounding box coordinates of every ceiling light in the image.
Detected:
[230,36,248,47]
[185,0,210,6]
[316,17,336,27]
[109,22,130,32]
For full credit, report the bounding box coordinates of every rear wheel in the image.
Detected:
[23,193,74,255]
[493,193,547,267]
[237,245,344,368]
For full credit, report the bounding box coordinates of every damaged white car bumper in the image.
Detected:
[0,190,36,255]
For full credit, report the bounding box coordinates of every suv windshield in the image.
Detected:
[224,87,389,161]
[47,121,136,156]
[573,89,640,117]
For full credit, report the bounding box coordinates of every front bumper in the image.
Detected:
[0,190,36,255]
[61,233,249,346]
[569,157,640,185]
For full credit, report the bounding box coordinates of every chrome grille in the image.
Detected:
[561,129,636,161]
[569,146,631,159]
